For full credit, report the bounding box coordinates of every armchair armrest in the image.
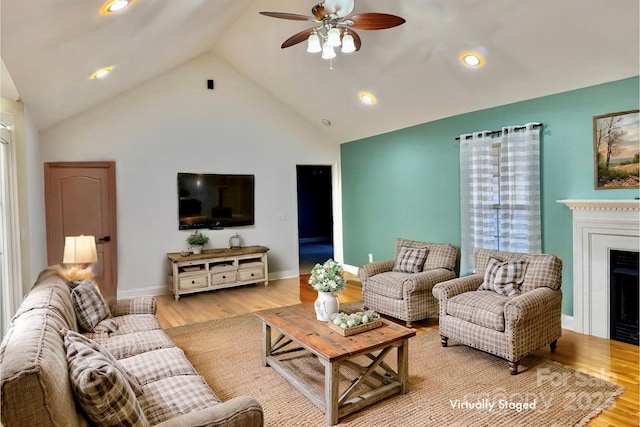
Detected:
[504,287,562,324]
[111,296,157,316]
[358,259,395,285]
[432,274,483,301]
[153,396,263,427]
[404,268,457,294]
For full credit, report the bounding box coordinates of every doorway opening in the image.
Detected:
[296,165,334,275]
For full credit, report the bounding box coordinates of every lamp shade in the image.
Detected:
[321,42,336,59]
[307,33,322,53]
[63,235,98,264]
[341,32,356,53]
[327,27,342,47]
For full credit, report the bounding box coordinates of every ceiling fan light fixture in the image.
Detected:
[327,27,342,47]
[322,42,336,59]
[307,33,322,53]
[341,32,356,53]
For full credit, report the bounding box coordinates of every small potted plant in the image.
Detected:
[186,231,209,254]
[309,259,346,321]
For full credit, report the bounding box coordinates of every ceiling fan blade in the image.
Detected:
[259,12,315,22]
[349,29,362,51]
[323,0,354,18]
[348,13,406,30]
[281,28,314,49]
[312,4,326,19]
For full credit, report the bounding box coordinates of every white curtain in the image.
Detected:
[499,123,541,253]
[459,123,541,275]
[0,114,22,340]
[459,131,494,275]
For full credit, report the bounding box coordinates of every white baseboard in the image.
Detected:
[561,314,574,331]
[343,264,359,275]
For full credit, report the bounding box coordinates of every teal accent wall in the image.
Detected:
[341,76,640,316]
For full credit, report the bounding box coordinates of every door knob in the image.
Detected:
[98,236,111,242]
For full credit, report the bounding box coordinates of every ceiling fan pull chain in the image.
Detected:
[329,58,334,70]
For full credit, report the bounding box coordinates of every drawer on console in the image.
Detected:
[211,271,237,286]
[179,276,207,290]
[238,267,264,282]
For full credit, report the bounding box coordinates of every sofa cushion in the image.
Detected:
[366,272,413,299]
[64,330,149,427]
[71,280,111,332]
[393,246,428,273]
[102,329,176,359]
[138,375,220,425]
[447,290,510,332]
[479,257,528,297]
[119,347,199,387]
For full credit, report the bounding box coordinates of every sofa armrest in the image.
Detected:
[153,396,263,427]
[358,260,395,286]
[504,287,562,324]
[405,269,456,294]
[111,296,157,316]
[432,274,483,301]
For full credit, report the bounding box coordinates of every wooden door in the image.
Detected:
[44,162,117,303]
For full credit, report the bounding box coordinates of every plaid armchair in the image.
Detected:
[358,238,458,327]
[432,248,563,374]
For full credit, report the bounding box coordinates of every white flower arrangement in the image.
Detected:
[308,259,346,293]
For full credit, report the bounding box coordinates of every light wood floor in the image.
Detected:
[155,274,639,427]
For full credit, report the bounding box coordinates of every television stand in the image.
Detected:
[167,246,269,301]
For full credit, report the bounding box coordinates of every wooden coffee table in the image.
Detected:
[255,303,416,425]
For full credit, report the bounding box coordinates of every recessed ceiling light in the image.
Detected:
[90,66,114,79]
[460,51,485,68]
[101,0,134,14]
[322,119,332,126]
[359,92,377,105]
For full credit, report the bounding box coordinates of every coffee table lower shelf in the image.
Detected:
[257,306,414,425]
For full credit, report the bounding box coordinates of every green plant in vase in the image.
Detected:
[186,231,209,254]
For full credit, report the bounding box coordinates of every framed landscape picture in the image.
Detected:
[594,109,639,189]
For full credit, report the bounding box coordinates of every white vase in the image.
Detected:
[314,291,340,321]
[192,245,203,254]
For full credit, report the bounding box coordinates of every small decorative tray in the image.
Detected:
[328,311,383,336]
[328,319,383,336]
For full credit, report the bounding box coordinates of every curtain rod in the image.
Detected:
[454,123,543,141]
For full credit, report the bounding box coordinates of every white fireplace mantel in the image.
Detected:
[558,199,640,337]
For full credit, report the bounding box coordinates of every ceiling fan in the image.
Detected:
[259,0,405,62]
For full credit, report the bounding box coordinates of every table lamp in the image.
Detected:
[63,235,98,282]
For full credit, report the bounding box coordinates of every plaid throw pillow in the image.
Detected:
[393,246,429,273]
[479,257,528,297]
[64,331,148,427]
[71,280,111,332]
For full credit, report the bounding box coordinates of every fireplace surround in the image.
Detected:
[558,199,640,340]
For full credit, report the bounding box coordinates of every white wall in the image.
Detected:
[40,50,340,297]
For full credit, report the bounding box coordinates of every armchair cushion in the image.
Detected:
[447,290,510,332]
[393,246,428,273]
[365,272,413,299]
[479,257,528,297]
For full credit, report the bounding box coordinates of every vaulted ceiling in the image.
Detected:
[1,0,638,143]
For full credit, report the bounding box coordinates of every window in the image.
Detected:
[459,123,542,274]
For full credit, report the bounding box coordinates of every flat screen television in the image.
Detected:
[178,172,255,229]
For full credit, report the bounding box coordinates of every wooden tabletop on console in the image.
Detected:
[167,245,269,262]
[255,302,416,362]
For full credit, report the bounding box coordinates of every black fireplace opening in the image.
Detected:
[610,250,639,345]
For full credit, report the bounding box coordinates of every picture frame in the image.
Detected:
[593,109,639,189]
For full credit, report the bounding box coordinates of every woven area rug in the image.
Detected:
[165,313,624,427]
